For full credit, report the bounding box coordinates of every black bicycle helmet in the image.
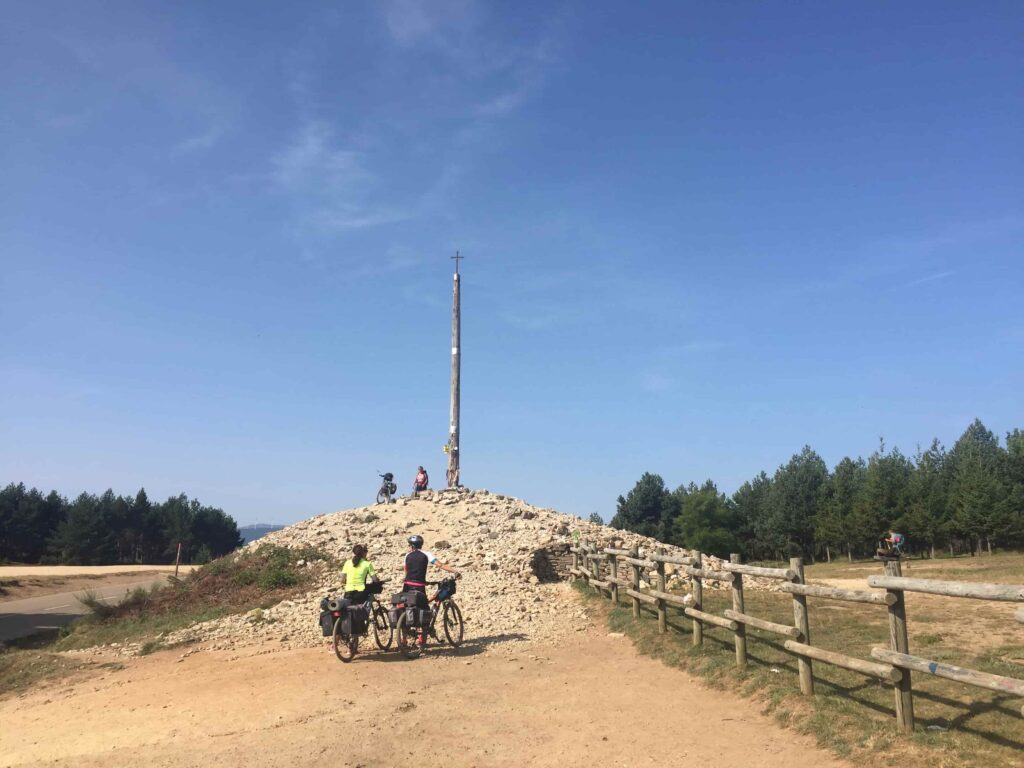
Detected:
[408,534,424,549]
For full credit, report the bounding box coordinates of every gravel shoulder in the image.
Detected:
[0,620,852,768]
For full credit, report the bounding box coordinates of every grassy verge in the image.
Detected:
[801,550,1024,582]
[578,582,1024,768]
[0,545,334,697]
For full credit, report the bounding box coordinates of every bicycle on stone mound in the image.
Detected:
[331,580,394,663]
[376,472,397,505]
[392,577,464,660]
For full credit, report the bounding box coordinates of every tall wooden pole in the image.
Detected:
[447,252,462,488]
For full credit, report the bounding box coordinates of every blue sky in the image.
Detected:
[2,1,1021,525]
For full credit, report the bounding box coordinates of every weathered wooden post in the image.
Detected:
[609,552,619,604]
[790,556,814,695]
[884,559,915,734]
[692,549,704,646]
[731,553,748,671]
[630,546,641,620]
[571,545,579,576]
[591,549,602,594]
[656,549,667,634]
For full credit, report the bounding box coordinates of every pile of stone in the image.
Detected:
[160,488,783,655]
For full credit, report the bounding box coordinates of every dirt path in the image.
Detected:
[0,565,197,579]
[0,571,190,603]
[1,628,851,768]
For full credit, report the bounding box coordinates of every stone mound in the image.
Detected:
[162,488,780,655]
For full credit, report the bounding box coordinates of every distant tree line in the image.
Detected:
[0,485,243,565]
[610,419,1024,562]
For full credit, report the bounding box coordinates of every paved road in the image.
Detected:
[0,576,170,642]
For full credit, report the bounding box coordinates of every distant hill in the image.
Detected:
[238,524,286,544]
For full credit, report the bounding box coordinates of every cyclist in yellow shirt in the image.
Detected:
[340,544,378,605]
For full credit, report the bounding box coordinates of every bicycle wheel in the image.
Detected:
[333,617,357,663]
[396,612,422,659]
[376,490,387,505]
[373,604,393,650]
[443,601,464,647]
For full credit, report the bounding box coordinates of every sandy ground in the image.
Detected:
[0,565,198,579]
[0,628,851,768]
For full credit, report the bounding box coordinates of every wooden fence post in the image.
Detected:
[692,549,704,646]
[656,548,667,634]
[731,553,747,671]
[609,552,619,604]
[790,557,814,695]
[884,559,915,734]
[572,545,579,575]
[591,550,602,594]
[630,546,641,620]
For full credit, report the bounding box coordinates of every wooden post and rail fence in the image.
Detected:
[569,543,1024,733]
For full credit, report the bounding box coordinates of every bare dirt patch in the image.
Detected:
[0,627,853,768]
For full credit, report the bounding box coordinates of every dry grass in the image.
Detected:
[576,552,1024,768]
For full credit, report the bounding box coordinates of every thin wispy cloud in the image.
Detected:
[907,270,954,286]
[271,1,568,256]
[773,215,1023,300]
[641,371,675,393]
[174,125,226,155]
[270,119,408,235]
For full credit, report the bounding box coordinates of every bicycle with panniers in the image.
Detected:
[320,580,394,663]
[390,577,464,659]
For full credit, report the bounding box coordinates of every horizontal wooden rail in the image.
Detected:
[786,641,902,682]
[569,568,581,576]
[623,557,656,569]
[683,607,738,631]
[682,565,733,583]
[871,648,1024,697]
[590,579,610,589]
[646,588,691,609]
[578,567,592,579]
[607,576,632,587]
[866,576,1024,602]
[650,552,696,566]
[780,582,896,605]
[625,588,658,605]
[721,562,796,581]
[724,609,801,639]
[602,547,632,556]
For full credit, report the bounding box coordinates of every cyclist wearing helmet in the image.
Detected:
[403,534,460,597]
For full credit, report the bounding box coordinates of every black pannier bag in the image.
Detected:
[419,609,432,627]
[405,606,420,627]
[344,604,369,636]
[388,607,402,628]
[391,592,408,607]
[435,578,456,601]
[366,581,384,596]
[319,611,334,637]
